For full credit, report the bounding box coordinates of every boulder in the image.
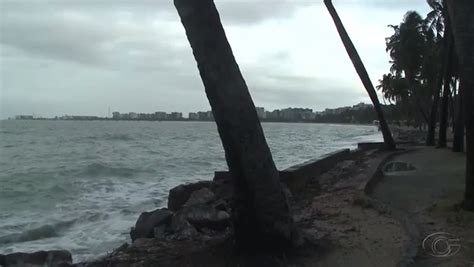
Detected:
[153,224,167,239]
[170,215,199,240]
[130,208,172,241]
[213,199,229,211]
[168,181,212,211]
[184,188,215,207]
[179,205,230,231]
[2,250,72,267]
[211,172,234,201]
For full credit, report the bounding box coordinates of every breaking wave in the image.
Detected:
[80,163,143,178]
[0,220,76,245]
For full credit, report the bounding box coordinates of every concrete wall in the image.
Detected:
[213,142,382,194]
[358,142,385,150]
[279,149,351,193]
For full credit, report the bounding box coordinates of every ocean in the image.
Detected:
[0,120,381,261]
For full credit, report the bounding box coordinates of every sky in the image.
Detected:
[0,0,430,119]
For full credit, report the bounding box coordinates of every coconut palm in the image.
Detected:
[386,11,431,124]
[423,19,444,145]
[446,0,474,210]
[386,12,426,83]
[324,0,396,150]
[376,73,409,104]
[173,0,297,247]
[425,0,445,38]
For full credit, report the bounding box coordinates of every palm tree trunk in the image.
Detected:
[449,81,456,132]
[405,74,430,125]
[453,80,464,152]
[426,74,443,145]
[324,0,396,150]
[447,0,474,211]
[173,0,297,247]
[438,29,454,148]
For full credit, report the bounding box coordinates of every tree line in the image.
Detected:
[376,0,464,151]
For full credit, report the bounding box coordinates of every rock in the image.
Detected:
[1,254,5,266]
[168,181,212,211]
[213,199,228,211]
[2,250,72,267]
[184,188,215,207]
[181,205,230,231]
[153,224,167,239]
[170,215,199,240]
[281,182,293,200]
[108,242,129,258]
[131,208,173,241]
[212,172,234,201]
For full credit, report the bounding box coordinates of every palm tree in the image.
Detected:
[386,11,431,125]
[425,0,445,39]
[376,73,409,104]
[446,0,474,211]
[324,0,396,150]
[173,0,297,247]
[423,8,444,145]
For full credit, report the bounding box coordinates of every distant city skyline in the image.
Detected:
[6,102,368,119]
[12,102,373,120]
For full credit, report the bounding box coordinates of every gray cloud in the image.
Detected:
[1,12,112,65]
[0,0,430,118]
[246,73,367,111]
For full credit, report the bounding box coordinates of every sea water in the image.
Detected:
[0,120,381,261]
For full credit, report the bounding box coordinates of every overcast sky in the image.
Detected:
[0,0,429,119]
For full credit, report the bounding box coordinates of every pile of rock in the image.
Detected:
[0,250,72,267]
[130,173,234,243]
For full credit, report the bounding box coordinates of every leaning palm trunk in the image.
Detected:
[174,0,297,247]
[324,0,396,150]
[447,0,474,210]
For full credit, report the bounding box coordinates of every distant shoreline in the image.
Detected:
[3,119,377,127]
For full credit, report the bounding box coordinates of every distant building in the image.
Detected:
[15,115,34,120]
[279,108,313,121]
[112,112,120,119]
[256,107,266,119]
[206,111,213,120]
[197,111,213,120]
[265,110,281,120]
[352,102,372,110]
[323,106,351,115]
[138,113,150,120]
[73,116,98,120]
[155,112,167,120]
[58,115,98,120]
[188,112,198,120]
[129,112,138,119]
[169,112,183,120]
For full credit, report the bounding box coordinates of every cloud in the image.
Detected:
[0,0,431,118]
[1,12,112,65]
